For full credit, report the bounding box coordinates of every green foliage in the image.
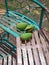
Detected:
[8,0,13,2]
[8,5,16,10]
[16,22,28,31]
[25,25,35,32]
[20,33,32,41]
[0,4,5,9]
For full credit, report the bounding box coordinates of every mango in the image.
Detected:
[16,22,28,31]
[20,33,32,41]
[25,25,35,32]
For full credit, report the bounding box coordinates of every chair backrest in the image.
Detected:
[5,0,47,28]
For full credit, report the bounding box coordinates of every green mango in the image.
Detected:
[20,33,32,41]
[25,25,35,32]
[16,22,28,31]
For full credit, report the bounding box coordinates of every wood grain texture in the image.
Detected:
[0,30,49,65]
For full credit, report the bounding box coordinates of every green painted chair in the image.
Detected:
[0,0,49,59]
[0,0,49,37]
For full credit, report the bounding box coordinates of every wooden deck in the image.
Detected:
[0,30,49,65]
[0,55,16,65]
[16,30,49,65]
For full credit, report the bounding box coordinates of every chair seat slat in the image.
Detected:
[31,35,40,65]
[26,42,34,65]
[21,44,28,65]
[34,31,46,65]
[16,37,22,65]
[40,34,49,65]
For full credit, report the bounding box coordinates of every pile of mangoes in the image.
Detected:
[16,22,35,41]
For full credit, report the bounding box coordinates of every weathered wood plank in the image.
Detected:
[21,44,28,65]
[39,30,49,47]
[34,31,46,65]
[0,58,2,65]
[4,56,7,65]
[40,34,49,65]
[40,34,48,52]
[42,29,49,41]
[8,55,11,65]
[13,57,16,65]
[26,42,34,65]
[31,35,40,65]
[16,37,22,65]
